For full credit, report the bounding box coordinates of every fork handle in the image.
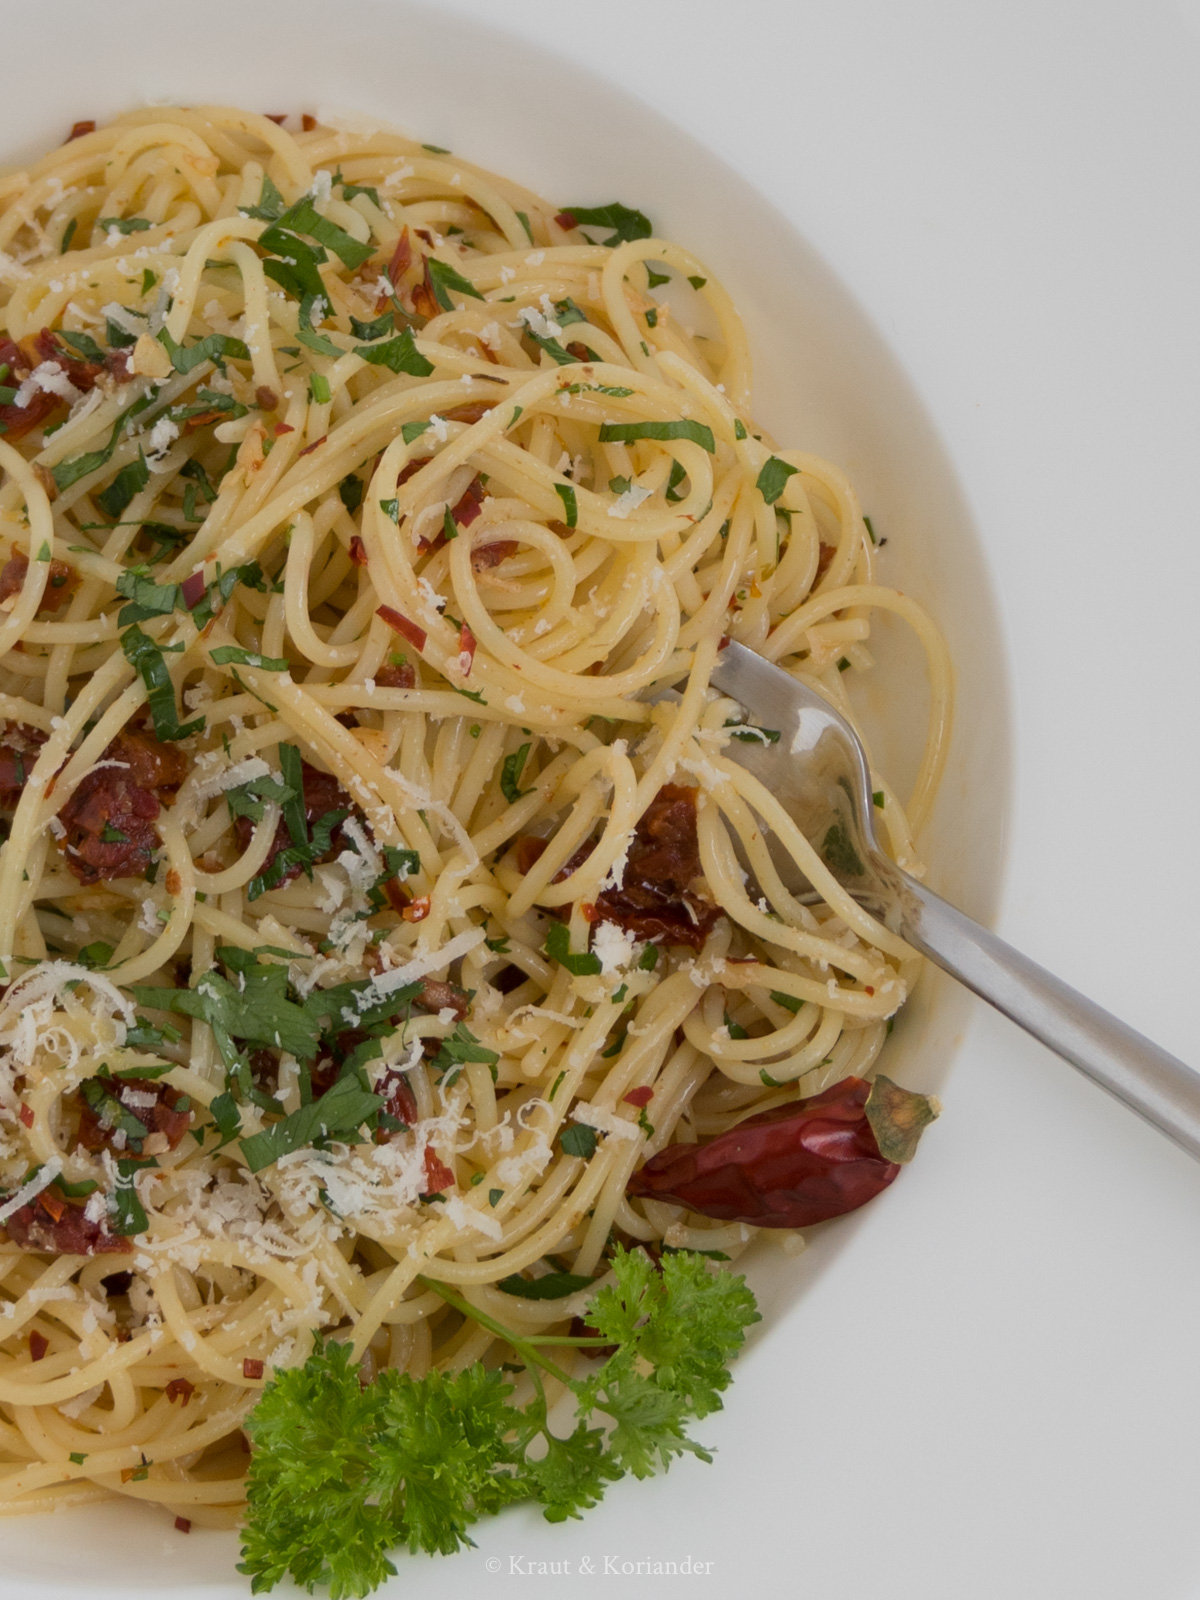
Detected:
[898,876,1200,1159]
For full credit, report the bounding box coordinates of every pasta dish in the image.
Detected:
[0,104,950,1570]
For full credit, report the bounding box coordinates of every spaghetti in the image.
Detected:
[0,106,950,1532]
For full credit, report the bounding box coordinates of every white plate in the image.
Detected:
[0,2,1197,1597]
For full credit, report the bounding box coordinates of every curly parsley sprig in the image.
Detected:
[238,1246,759,1597]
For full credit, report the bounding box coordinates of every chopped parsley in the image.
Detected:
[120,626,205,742]
[554,483,578,528]
[559,1123,598,1159]
[562,201,653,245]
[239,1074,384,1173]
[98,216,152,234]
[158,328,250,375]
[355,328,434,376]
[821,820,864,878]
[429,1024,500,1089]
[768,991,804,1014]
[544,922,601,977]
[425,258,485,311]
[499,743,533,804]
[755,456,799,506]
[497,1271,594,1300]
[598,420,715,453]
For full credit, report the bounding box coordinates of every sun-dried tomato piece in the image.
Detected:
[0,551,77,614]
[233,760,352,890]
[75,1074,191,1156]
[32,329,103,392]
[165,1376,195,1405]
[58,727,187,885]
[0,721,47,804]
[374,660,416,688]
[415,978,469,1021]
[374,1067,418,1138]
[4,1192,129,1256]
[0,338,59,440]
[451,474,485,527]
[514,835,547,875]
[105,346,134,382]
[593,783,722,949]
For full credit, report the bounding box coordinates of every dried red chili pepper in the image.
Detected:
[627,1075,938,1228]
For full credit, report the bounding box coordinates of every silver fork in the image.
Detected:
[707,640,1200,1159]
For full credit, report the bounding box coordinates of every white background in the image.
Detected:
[417,2,1200,1597]
[3,3,1199,1596]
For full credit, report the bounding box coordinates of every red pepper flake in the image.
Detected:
[165,868,182,896]
[301,114,317,132]
[242,1358,264,1380]
[402,895,431,923]
[422,1146,456,1193]
[718,634,732,651]
[457,620,477,677]
[579,901,600,924]
[383,878,412,914]
[265,113,287,126]
[471,540,518,572]
[39,1191,65,1222]
[174,1517,192,1534]
[274,420,295,437]
[28,1330,48,1362]
[865,986,875,996]
[298,435,327,457]
[389,227,412,286]
[183,410,228,433]
[411,258,439,321]
[377,606,426,651]
[67,120,96,141]
[180,570,207,608]
[18,1104,33,1128]
[623,1086,654,1108]
[165,1377,195,1406]
[348,535,368,567]
[554,210,578,230]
